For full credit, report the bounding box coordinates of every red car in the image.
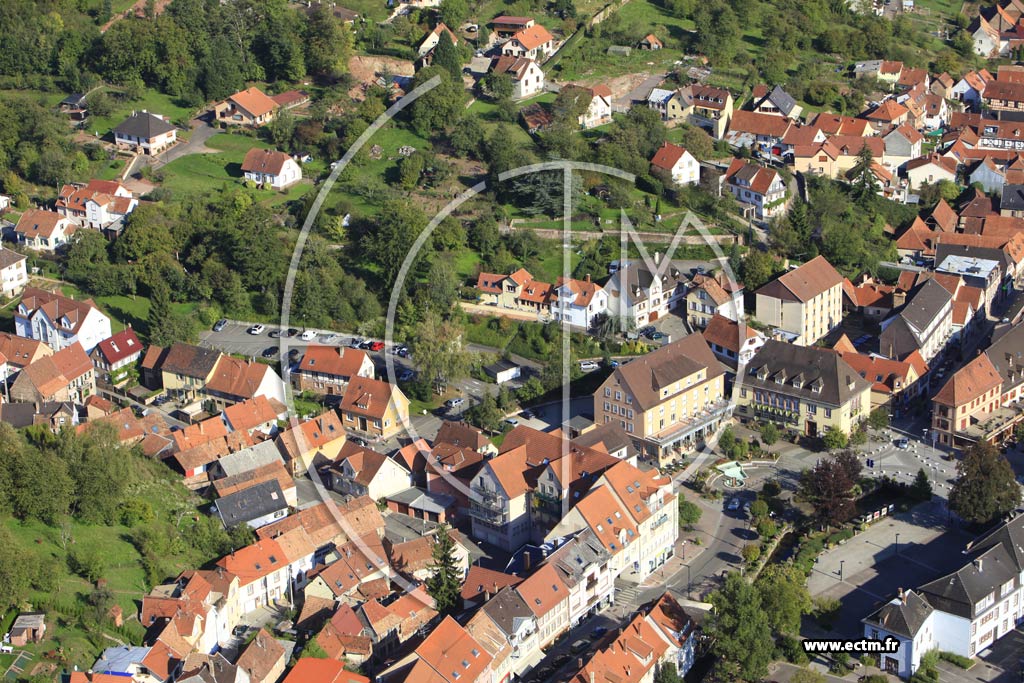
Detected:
[369,341,385,352]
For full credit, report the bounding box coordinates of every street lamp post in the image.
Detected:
[839,560,845,582]
[895,533,900,556]
[686,564,692,600]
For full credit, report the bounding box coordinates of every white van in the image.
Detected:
[579,360,600,372]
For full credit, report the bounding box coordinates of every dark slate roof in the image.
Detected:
[962,512,1024,588]
[934,243,1012,272]
[113,111,176,140]
[1001,184,1024,211]
[480,586,533,636]
[571,422,635,458]
[61,93,87,107]
[0,402,37,428]
[214,480,287,528]
[897,279,953,335]
[985,322,1024,394]
[765,85,798,117]
[863,591,934,639]
[546,529,610,586]
[160,343,221,379]
[744,340,873,408]
[918,540,1020,619]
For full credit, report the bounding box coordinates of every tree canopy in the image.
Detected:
[949,442,1021,525]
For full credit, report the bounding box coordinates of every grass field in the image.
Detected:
[60,285,198,338]
[87,88,198,137]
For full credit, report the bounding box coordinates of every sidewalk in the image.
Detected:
[639,494,723,590]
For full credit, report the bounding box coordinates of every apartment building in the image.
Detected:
[931,323,1024,447]
[603,257,689,328]
[593,333,726,463]
[15,287,111,353]
[735,340,873,438]
[339,377,410,439]
[863,513,1024,678]
[0,248,27,299]
[879,279,954,362]
[517,563,570,648]
[754,256,844,346]
[685,271,744,329]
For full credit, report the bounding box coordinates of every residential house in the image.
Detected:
[468,443,534,550]
[551,275,607,329]
[205,354,287,408]
[55,179,137,232]
[649,142,699,187]
[883,124,925,170]
[93,644,181,683]
[687,84,733,139]
[810,112,872,136]
[10,342,94,406]
[724,110,793,154]
[754,255,844,346]
[833,335,928,417]
[276,410,347,476]
[905,153,958,189]
[282,659,369,683]
[951,69,994,105]
[15,288,111,353]
[476,268,554,315]
[685,271,744,329]
[12,209,77,251]
[356,587,437,657]
[306,606,373,666]
[417,22,458,58]
[983,78,1024,113]
[559,84,613,129]
[751,84,802,119]
[384,616,493,683]
[0,333,52,372]
[491,15,535,40]
[59,93,88,120]
[0,247,28,298]
[212,460,296,507]
[593,333,727,462]
[602,255,692,331]
[90,327,142,385]
[931,323,1024,447]
[723,159,787,220]
[792,140,840,178]
[863,513,1024,678]
[385,486,456,523]
[488,57,545,100]
[864,99,910,130]
[546,529,614,627]
[339,377,410,439]
[842,276,903,320]
[157,343,223,402]
[214,87,280,127]
[570,593,698,683]
[646,88,676,119]
[879,279,954,362]
[213,479,289,529]
[426,421,491,517]
[241,148,303,190]
[516,563,570,649]
[465,588,529,683]
[222,395,286,437]
[113,111,177,155]
[969,156,1009,193]
[293,345,374,396]
[501,24,555,60]
[700,313,766,368]
[323,440,410,500]
[215,531,316,615]
[936,254,1003,314]
[235,628,289,683]
[735,340,873,437]
[387,534,469,582]
[922,94,950,130]
[460,565,523,610]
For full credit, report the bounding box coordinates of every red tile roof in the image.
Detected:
[92,327,142,365]
[511,23,554,50]
[228,87,279,118]
[282,658,370,683]
[933,353,1001,407]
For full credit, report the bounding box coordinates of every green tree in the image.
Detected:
[718,426,736,455]
[398,151,426,189]
[147,278,175,346]
[654,662,682,683]
[849,143,879,203]
[760,422,779,447]
[867,408,889,431]
[755,564,812,635]
[360,200,428,284]
[483,72,513,101]
[678,498,702,529]
[911,468,933,502]
[799,450,861,528]
[790,669,826,683]
[749,500,769,520]
[69,546,107,583]
[741,249,776,290]
[304,4,352,79]
[693,0,741,62]
[949,442,1021,524]
[439,0,469,28]
[433,29,462,82]
[466,394,503,433]
[822,426,848,450]
[708,572,774,681]
[741,544,761,564]
[425,525,463,613]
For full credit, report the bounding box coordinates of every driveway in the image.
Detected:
[614,73,666,109]
[145,115,222,171]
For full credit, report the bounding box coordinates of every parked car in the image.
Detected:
[650,331,665,340]
[590,626,608,639]
[580,360,600,372]
[261,346,277,359]
[393,344,409,355]
[639,325,655,337]
[358,340,374,350]
[398,369,415,382]
[213,318,228,332]
[520,409,534,419]
[300,329,318,341]
[504,418,520,427]
[895,437,910,450]
[369,341,385,352]
[269,329,284,338]
[726,498,741,511]
[248,324,266,335]
[570,640,590,654]
[232,625,249,637]
[288,348,301,362]
[350,337,363,348]
[446,398,466,409]
[320,333,340,344]
[397,347,411,358]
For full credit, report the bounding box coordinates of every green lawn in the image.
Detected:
[60,285,198,338]
[87,87,198,137]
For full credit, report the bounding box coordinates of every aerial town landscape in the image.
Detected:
[2,0,1024,682]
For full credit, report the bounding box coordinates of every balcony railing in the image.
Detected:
[469,489,509,524]
[647,400,733,446]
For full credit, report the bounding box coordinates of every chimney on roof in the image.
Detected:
[523,551,531,571]
[578,658,584,669]
[974,558,983,572]
[585,274,591,283]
